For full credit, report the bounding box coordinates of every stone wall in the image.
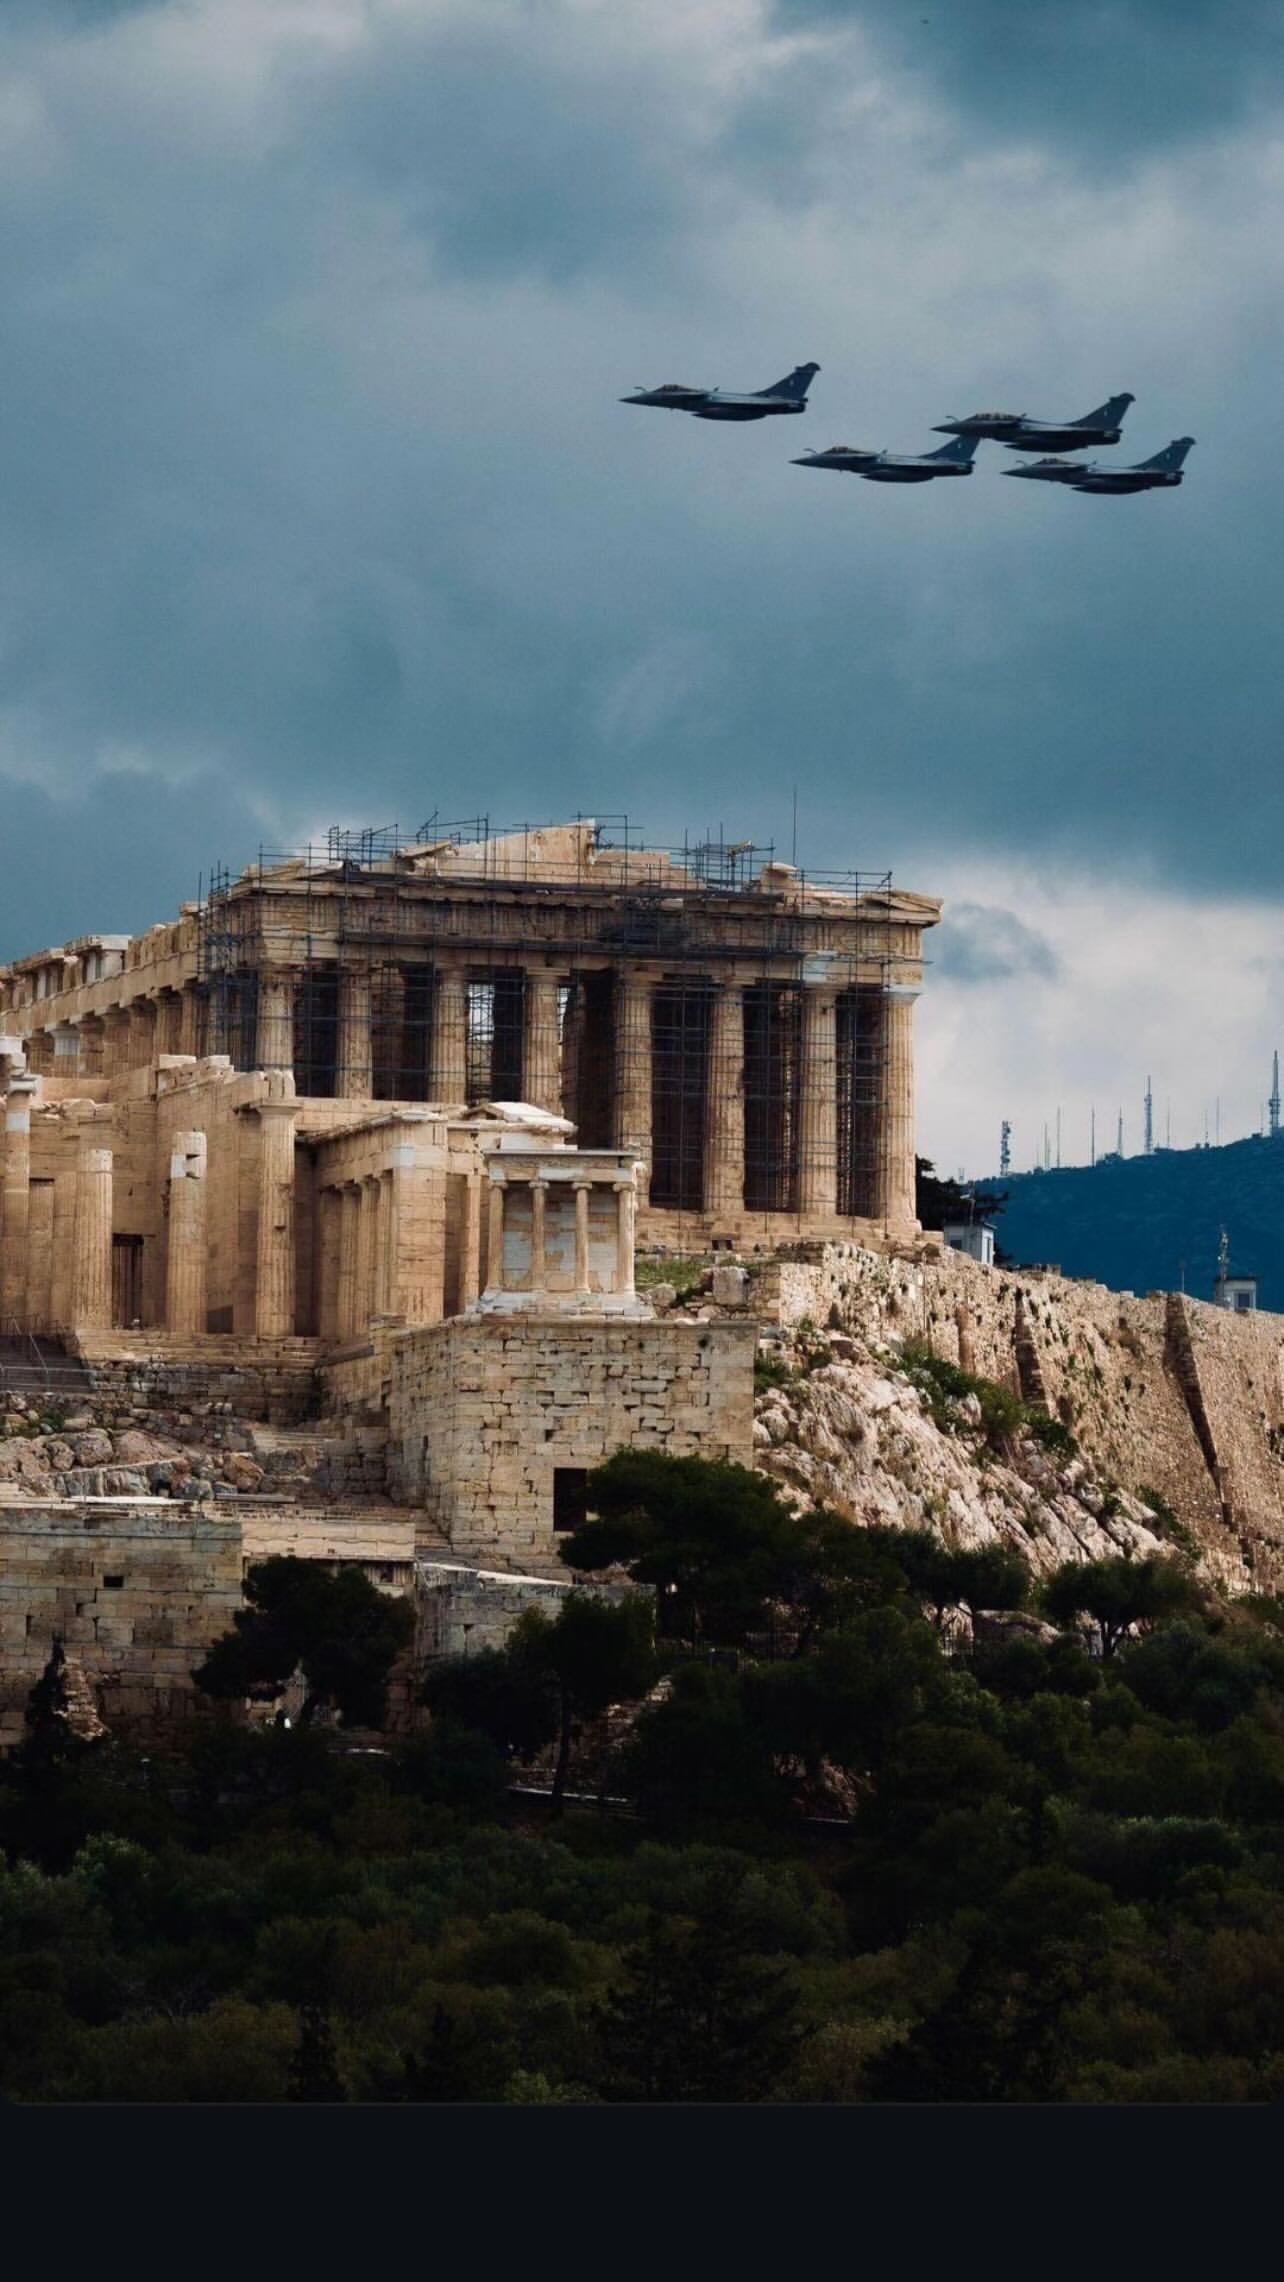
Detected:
[70,1332,321,1424]
[754,1242,1284,1587]
[388,1315,757,1563]
[415,1560,634,1661]
[0,1499,242,1747]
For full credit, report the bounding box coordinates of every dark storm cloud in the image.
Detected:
[772,3,1284,158]
[1,0,1283,976]
[933,902,1059,987]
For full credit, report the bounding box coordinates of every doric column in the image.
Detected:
[155,992,183,1057]
[573,1178,591,1294]
[26,1179,54,1329]
[1,1077,38,1326]
[614,1177,637,1296]
[797,986,839,1219]
[373,1171,392,1316]
[460,1175,482,1311]
[523,970,563,1115]
[256,971,296,1074]
[530,1176,547,1291]
[80,1017,106,1078]
[704,981,745,1219]
[102,1009,131,1077]
[165,1130,208,1335]
[52,1024,81,1076]
[128,997,157,1069]
[318,1188,341,1338]
[614,971,653,1206]
[337,1184,359,1338]
[72,1145,113,1329]
[879,985,920,1232]
[49,1171,76,1327]
[431,966,469,1103]
[338,968,373,1099]
[485,1177,505,1293]
[177,985,200,1058]
[254,1096,298,1336]
[353,1177,377,1332]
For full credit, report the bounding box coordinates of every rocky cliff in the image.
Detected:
[736,1242,1284,1593]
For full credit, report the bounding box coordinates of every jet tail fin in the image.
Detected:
[757,361,820,401]
[1138,436,1195,473]
[925,432,980,464]
[1074,392,1135,430]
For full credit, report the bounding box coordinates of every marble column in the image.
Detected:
[614,971,653,1206]
[165,1130,208,1335]
[256,971,296,1074]
[485,1177,505,1294]
[52,1024,82,1077]
[523,970,563,1115]
[26,1180,54,1329]
[337,1184,359,1338]
[704,981,745,1219]
[354,1177,377,1332]
[254,1098,298,1336]
[155,992,183,1057]
[177,985,200,1058]
[72,1145,113,1329]
[128,997,157,1069]
[338,968,373,1099]
[431,967,469,1103]
[573,1179,591,1294]
[460,1175,482,1311]
[102,1009,131,1078]
[797,986,839,1219]
[614,1177,637,1296]
[530,1176,548,1292]
[49,1171,76,1328]
[879,985,920,1232]
[318,1188,341,1339]
[1,1078,38,1326]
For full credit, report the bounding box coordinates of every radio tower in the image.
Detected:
[999,1119,1012,1176]
[1116,1108,1124,1159]
[1271,1051,1280,1139]
[1144,1076,1154,1156]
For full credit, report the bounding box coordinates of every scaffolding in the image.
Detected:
[196,815,904,1234]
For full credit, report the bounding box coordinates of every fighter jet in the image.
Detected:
[620,362,820,422]
[792,444,883,473]
[793,433,980,483]
[1068,437,1196,494]
[1001,456,1098,485]
[933,394,1135,453]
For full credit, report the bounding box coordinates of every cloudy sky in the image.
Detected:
[2,0,1282,1175]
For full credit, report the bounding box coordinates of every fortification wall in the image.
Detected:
[70,1332,321,1423]
[389,1315,757,1561]
[755,1244,1284,1587]
[0,1499,241,1747]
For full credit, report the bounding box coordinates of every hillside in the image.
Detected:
[994,1134,1284,1310]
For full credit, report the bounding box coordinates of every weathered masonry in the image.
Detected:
[0,818,941,1342]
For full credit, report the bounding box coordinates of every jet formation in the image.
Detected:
[623,366,1195,494]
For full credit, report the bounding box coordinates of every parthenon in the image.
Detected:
[0,817,940,1344]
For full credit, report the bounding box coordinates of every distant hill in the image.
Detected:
[993,1135,1284,1312]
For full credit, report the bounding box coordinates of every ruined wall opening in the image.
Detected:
[371,963,433,1101]
[110,1234,144,1328]
[570,970,615,1146]
[295,969,339,1097]
[467,973,524,1103]
[650,977,712,1209]
[744,983,801,1213]
[837,985,886,1217]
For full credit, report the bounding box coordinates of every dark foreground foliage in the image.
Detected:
[5,1465,1284,2102]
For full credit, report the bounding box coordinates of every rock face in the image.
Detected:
[751,1242,1284,1592]
[755,1348,1166,1581]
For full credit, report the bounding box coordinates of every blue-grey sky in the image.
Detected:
[2,0,1281,1173]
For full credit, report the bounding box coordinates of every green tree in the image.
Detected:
[600,1887,805,2101]
[422,1592,656,1813]
[1042,1555,1200,1659]
[194,1557,414,1727]
[287,2004,347,2103]
[564,1450,858,1647]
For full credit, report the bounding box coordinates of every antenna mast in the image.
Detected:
[1271,1050,1280,1139]
[999,1119,1012,1177]
[1144,1076,1153,1156]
